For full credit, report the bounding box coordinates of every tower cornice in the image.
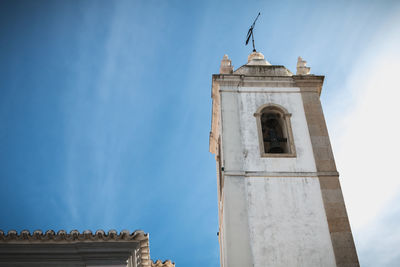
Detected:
[212,74,324,94]
[293,75,325,96]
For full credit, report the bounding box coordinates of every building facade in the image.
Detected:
[0,229,174,267]
[209,52,359,267]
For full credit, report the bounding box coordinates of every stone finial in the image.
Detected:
[220,54,233,74]
[296,56,311,75]
[247,51,271,66]
[248,51,264,62]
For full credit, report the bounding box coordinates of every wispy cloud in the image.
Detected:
[60,0,175,228]
[331,8,400,266]
[62,1,140,225]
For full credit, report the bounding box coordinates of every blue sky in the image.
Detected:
[1,0,400,266]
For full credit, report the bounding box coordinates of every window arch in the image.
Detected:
[254,104,296,157]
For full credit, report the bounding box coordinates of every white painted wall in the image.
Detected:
[220,91,244,172]
[222,175,253,267]
[219,84,336,267]
[221,86,316,173]
[245,177,336,267]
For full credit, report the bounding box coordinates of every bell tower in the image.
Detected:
[209,52,359,267]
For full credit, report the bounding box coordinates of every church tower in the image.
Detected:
[209,52,359,267]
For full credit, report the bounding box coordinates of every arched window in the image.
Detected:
[254,104,296,157]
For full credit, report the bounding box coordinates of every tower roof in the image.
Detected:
[233,51,293,76]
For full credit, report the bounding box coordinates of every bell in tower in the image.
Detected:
[261,113,287,154]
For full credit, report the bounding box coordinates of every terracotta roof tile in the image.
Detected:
[0,229,148,242]
[151,259,175,267]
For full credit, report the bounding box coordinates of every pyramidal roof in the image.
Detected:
[233,51,293,76]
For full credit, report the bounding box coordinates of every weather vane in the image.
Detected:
[245,12,261,52]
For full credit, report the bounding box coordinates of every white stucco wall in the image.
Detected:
[222,175,253,267]
[220,91,245,172]
[221,86,317,173]
[219,84,336,267]
[238,87,317,173]
[245,177,336,267]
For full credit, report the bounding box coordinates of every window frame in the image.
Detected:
[254,103,296,158]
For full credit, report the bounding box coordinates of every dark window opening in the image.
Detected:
[261,112,288,154]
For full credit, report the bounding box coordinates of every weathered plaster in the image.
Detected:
[245,177,336,267]
[235,87,317,173]
[222,176,253,267]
